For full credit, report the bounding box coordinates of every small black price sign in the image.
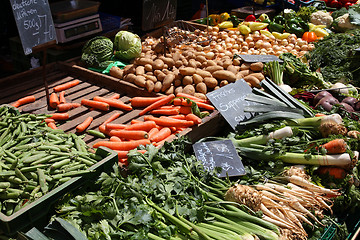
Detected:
[142,0,177,31]
[193,140,245,178]
[206,79,256,129]
[237,54,282,63]
[10,0,57,55]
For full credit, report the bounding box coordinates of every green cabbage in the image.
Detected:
[81,36,113,68]
[114,31,142,61]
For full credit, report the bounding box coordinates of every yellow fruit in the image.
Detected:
[272,32,290,40]
[238,24,251,35]
[218,21,233,29]
[260,30,273,38]
[247,22,268,31]
[314,28,329,37]
[309,23,327,31]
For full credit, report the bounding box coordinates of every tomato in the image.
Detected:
[302,31,318,43]
[330,0,342,8]
[345,2,354,8]
[349,0,357,3]
[340,0,349,5]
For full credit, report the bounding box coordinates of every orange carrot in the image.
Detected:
[176,93,209,103]
[99,124,111,136]
[196,102,215,111]
[144,116,194,128]
[139,94,175,116]
[179,106,192,115]
[315,113,326,117]
[150,127,171,142]
[106,123,127,130]
[148,127,160,140]
[59,91,66,104]
[47,122,57,129]
[150,108,180,115]
[76,116,93,133]
[115,149,147,159]
[169,127,177,133]
[131,119,143,125]
[44,118,55,123]
[175,98,214,111]
[321,139,347,154]
[186,113,202,125]
[110,136,122,142]
[12,95,36,108]
[53,80,80,92]
[56,103,81,112]
[119,158,129,166]
[49,93,59,109]
[109,129,148,140]
[93,139,151,150]
[50,113,69,121]
[81,99,109,111]
[130,95,167,108]
[102,112,121,125]
[154,134,176,147]
[317,166,347,179]
[172,98,183,106]
[109,93,121,99]
[125,121,157,132]
[168,115,187,120]
[93,96,132,111]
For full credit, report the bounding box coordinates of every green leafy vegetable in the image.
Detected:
[81,36,114,69]
[114,31,142,61]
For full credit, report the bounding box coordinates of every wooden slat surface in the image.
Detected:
[0,62,223,148]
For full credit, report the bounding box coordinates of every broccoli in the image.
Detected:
[81,36,114,68]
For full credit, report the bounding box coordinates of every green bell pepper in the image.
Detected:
[195,18,207,25]
[273,15,286,25]
[285,17,309,38]
[268,22,284,33]
[229,15,240,27]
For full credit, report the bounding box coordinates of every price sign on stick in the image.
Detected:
[193,140,245,178]
[10,0,57,55]
[206,79,257,130]
[142,0,177,31]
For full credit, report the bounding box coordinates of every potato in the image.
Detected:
[152,59,164,70]
[240,63,251,71]
[175,60,183,68]
[134,76,146,88]
[183,85,195,95]
[193,74,204,84]
[182,58,189,66]
[123,64,136,75]
[204,77,218,88]
[196,82,207,94]
[194,93,207,101]
[206,60,217,67]
[214,86,220,90]
[179,67,196,76]
[135,58,153,66]
[220,80,229,87]
[165,85,174,95]
[195,55,207,63]
[195,69,211,78]
[212,70,237,82]
[143,74,157,83]
[144,64,153,72]
[250,62,264,72]
[205,65,223,74]
[233,58,241,66]
[162,69,170,75]
[154,81,162,92]
[239,69,252,77]
[124,73,136,83]
[244,75,260,88]
[173,52,181,62]
[145,80,155,92]
[248,73,265,81]
[223,59,233,69]
[161,73,175,92]
[227,65,240,75]
[154,70,166,81]
[174,79,182,87]
[182,76,193,85]
[175,86,183,95]
[109,66,124,79]
[235,72,244,80]
[188,59,197,68]
[135,66,145,75]
[161,57,175,68]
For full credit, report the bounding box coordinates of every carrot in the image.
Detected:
[47,122,57,129]
[148,127,160,140]
[150,127,171,142]
[93,139,151,150]
[50,113,69,121]
[59,91,66,104]
[119,158,129,166]
[115,149,147,159]
[186,113,202,125]
[130,95,167,108]
[317,166,347,179]
[106,123,127,130]
[12,95,36,108]
[144,116,194,128]
[150,108,180,115]
[76,116,93,133]
[154,134,176,147]
[196,102,215,111]
[93,96,132,111]
[109,129,148,140]
[102,112,121,125]
[131,119,143,125]
[315,113,326,117]
[99,124,111,136]
[125,121,157,132]
[172,98,184,106]
[321,139,347,154]
[44,118,55,123]
[109,93,121,99]
[139,94,175,116]
[81,99,109,111]
[179,106,192,115]
[176,93,209,103]
[110,136,122,142]
[53,80,80,92]
[168,115,187,120]
[56,103,81,112]
[175,98,215,111]
[49,93,59,109]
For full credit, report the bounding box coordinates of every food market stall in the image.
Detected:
[1,0,360,239]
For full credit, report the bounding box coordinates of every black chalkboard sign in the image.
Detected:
[206,79,257,130]
[10,0,57,55]
[237,54,282,63]
[193,140,245,178]
[142,0,177,31]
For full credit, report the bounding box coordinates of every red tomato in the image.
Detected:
[340,0,349,4]
[345,2,354,8]
[330,0,342,8]
[349,0,357,3]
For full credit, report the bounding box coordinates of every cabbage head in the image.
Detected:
[114,31,142,61]
[81,36,113,68]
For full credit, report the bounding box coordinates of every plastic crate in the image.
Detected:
[282,0,315,10]
[0,147,117,236]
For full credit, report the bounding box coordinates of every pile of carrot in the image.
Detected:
[93,93,215,166]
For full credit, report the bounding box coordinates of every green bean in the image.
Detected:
[89,153,103,161]
[4,156,15,164]
[48,156,69,163]
[20,164,49,173]
[24,185,37,192]
[87,129,106,138]
[30,185,41,199]
[5,202,15,215]
[0,182,11,189]
[5,150,17,160]
[20,121,27,134]
[17,133,42,141]
[77,157,95,166]
[10,158,18,169]
[12,124,21,137]
[0,122,7,127]
[31,155,57,166]
[49,151,72,157]
[65,163,86,172]
[62,169,93,177]
[23,153,48,164]
[50,158,71,171]
[0,134,11,147]
[37,168,48,194]
[0,171,15,177]
[58,177,72,183]
[14,200,24,212]
[7,176,22,185]
[0,161,10,170]
[13,142,41,150]
[37,145,61,152]
[15,168,28,181]
[29,172,38,181]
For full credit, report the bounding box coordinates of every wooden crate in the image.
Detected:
[0,61,225,148]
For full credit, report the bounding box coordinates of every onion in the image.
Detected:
[331,82,349,94]
[301,45,308,51]
[255,40,263,49]
[245,36,253,43]
[248,42,255,48]
[262,42,272,49]
[205,51,215,59]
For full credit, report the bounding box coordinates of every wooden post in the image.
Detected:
[32,40,56,107]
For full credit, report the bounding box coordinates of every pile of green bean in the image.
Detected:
[0,105,103,216]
